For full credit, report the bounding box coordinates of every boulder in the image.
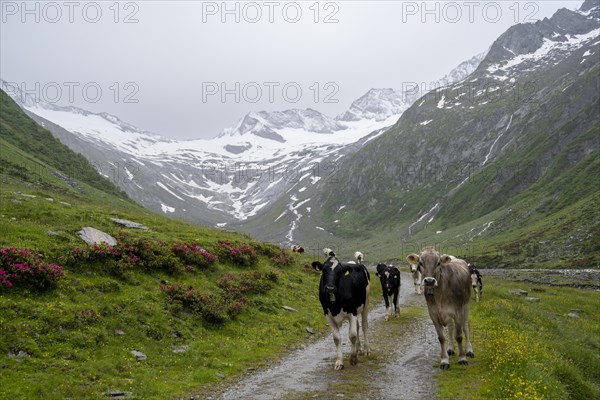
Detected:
[171,345,189,353]
[130,349,147,361]
[79,227,117,246]
[111,218,149,230]
[508,289,529,296]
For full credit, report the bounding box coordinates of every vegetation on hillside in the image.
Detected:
[0,92,327,399]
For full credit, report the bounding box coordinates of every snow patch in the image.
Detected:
[160,204,175,213]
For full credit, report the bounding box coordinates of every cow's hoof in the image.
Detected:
[447,349,455,356]
[334,361,344,370]
[349,354,358,366]
[384,315,389,321]
[440,363,450,370]
[458,359,468,365]
[466,351,475,358]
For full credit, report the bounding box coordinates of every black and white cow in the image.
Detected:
[376,263,401,320]
[410,262,423,294]
[468,264,483,302]
[312,248,371,370]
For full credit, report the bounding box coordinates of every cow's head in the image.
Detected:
[407,249,452,296]
[410,263,419,273]
[376,263,399,296]
[468,263,480,287]
[312,248,350,302]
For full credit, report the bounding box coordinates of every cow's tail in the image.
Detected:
[354,251,364,265]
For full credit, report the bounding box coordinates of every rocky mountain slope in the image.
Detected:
[288,0,599,266]
[1,52,483,230]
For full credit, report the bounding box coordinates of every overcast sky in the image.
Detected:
[1,0,583,140]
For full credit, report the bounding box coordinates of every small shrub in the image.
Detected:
[0,247,64,289]
[74,309,99,324]
[172,242,218,269]
[160,284,229,324]
[216,240,258,267]
[270,249,294,267]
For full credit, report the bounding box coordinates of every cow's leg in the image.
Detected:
[348,315,359,366]
[327,315,344,370]
[446,320,455,356]
[454,313,468,365]
[474,286,480,302]
[417,273,423,295]
[433,321,450,369]
[382,294,391,321]
[464,305,474,359]
[359,304,370,355]
[393,291,400,317]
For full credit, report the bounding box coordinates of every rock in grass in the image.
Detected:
[215,373,225,379]
[7,350,30,362]
[171,345,189,353]
[79,227,117,246]
[115,329,126,335]
[131,349,147,361]
[508,289,529,296]
[526,297,540,302]
[111,218,149,230]
[306,328,315,334]
[104,390,134,399]
[282,306,298,312]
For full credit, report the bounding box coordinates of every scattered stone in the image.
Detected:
[60,201,71,206]
[10,199,23,203]
[306,328,315,334]
[171,345,189,353]
[215,373,225,379]
[79,227,117,246]
[568,309,582,318]
[282,306,298,312]
[161,279,172,285]
[130,349,147,361]
[115,329,126,335]
[104,390,134,399]
[247,367,256,371]
[16,192,36,198]
[526,297,540,302]
[111,218,149,230]
[45,198,54,202]
[172,331,182,338]
[7,350,31,362]
[508,289,529,296]
[46,231,59,236]
[10,217,16,221]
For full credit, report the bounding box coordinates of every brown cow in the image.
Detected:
[407,247,474,369]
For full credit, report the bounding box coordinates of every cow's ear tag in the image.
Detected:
[344,270,350,276]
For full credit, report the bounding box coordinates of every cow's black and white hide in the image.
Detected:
[468,264,483,302]
[376,263,401,320]
[312,248,370,370]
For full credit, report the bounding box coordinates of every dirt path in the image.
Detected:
[212,272,439,400]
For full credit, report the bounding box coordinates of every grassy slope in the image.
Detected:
[0,93,328,399]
